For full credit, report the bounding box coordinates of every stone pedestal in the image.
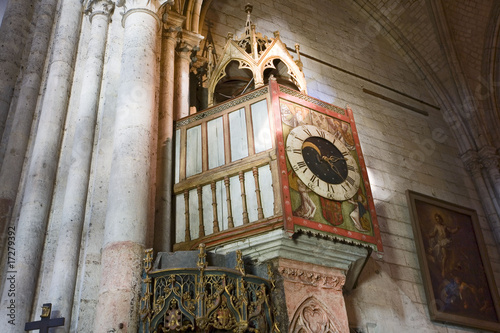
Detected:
[214,229,371,333]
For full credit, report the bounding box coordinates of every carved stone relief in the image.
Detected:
[290,296,343,333]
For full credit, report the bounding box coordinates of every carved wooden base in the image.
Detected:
[277,258,349,333]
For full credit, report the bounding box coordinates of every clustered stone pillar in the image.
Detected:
[0,0,58,283]
[155,11,185,252]
[462,150,500,245]
[0,0,83,329]
[93,1,168,331]
[47,1,114,331]
[479,146,500,204]
[0,0,36,140]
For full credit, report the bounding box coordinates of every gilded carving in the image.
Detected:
[140,246,279,332]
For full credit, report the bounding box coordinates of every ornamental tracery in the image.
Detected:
[205,4,307,106]
[289,297,342,333]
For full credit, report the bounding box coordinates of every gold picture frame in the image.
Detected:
[406,190,500,331]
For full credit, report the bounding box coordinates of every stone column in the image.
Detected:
[174,30,202,120]
[93,1,168,331]
[0,0,83,330]
[47,1,114,331]
[0,0,36,140]
[0,0,58,283]
[155,11,184,252]
[462,150,500,246]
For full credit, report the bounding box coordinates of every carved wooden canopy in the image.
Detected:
[207,4,307,106]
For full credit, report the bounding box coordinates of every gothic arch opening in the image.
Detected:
[213,60,255,104]
[263,58,300,91]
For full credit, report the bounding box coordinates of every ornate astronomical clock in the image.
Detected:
[141,7,383,332]
[272,84,383,252]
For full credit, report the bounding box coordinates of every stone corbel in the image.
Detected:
[461,149,482,177]
[479,145,500,200]
[179,30,204,53]
[177,29,204,63]
[163,10,185,31]
[479,146,500,171]
[85,0,115,22]
[162,11,184,42]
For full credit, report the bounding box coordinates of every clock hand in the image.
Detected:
[322,155,346,180]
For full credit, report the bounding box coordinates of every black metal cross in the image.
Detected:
[25,303,65,332]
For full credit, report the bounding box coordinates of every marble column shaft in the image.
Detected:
[0,0,83,329]
[0,0,36,140]
[93,2,164,331]
[156,25,180,252]
[48,3,113,332]
[0,0,58,289]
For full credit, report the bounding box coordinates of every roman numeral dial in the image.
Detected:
[286,124,360,200]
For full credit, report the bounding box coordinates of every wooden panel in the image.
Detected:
[229,175,243,227]
[186,125,202,177]
[229,108,249,161]
[202,184,213,235]
[174,129,181,184]
[257,164,274,218]
[188,188,199,239]
[207,117,225,169]
[244,169,258,222]
[251,99,273,153]
[175,193,185,243]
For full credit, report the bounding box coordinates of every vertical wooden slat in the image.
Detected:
[223,114,231,164]
[253,166,264,220]
[184,190,190,241]
[245,105,255,156]
[239,171,249,224]
[224,176,234,228]
[197,185,205,237]
[210,182,220,233]
[201,122,208,172]
[179,127,187,181]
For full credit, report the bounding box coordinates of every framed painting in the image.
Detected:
[406,190,500,331]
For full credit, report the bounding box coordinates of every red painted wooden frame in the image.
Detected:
[270,79,383,252]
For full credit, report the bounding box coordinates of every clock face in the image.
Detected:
[286,125,360,200]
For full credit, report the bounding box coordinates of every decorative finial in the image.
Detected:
[236,250,246,276]
[197,243,207,270]
[295,43,303,70]
[245,4,253,14]
[143,248,154,273]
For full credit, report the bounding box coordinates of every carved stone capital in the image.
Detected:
[461,149,482,176]
[85,0,115,22]
[180,30,204,50]
[163,26,181,40]
[479,146,499,170]
[163,10,185,31]
[278,266,346,291]
[119,0,173,28]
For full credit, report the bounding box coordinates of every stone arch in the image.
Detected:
[480,1,500,148]
[289,296,343,333]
